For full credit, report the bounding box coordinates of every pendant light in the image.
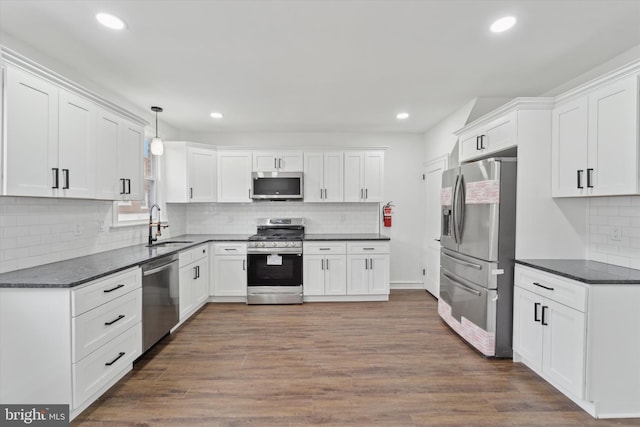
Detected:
[150,106,164,156]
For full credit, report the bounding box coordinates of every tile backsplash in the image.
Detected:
[185,202,380,235]
[588,196,640,270]
[0,197,378,274]
[0,197,187,274]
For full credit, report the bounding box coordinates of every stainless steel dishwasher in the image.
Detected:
[141,253,179,353]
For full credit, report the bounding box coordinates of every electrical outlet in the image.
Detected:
[611,225,622,241]
[74,223,82,236]
[97,220,106,232]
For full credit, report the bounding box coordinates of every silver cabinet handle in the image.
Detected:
[326,259,329,270]
[365,259,369,270]
[321,259,324,270]
[369,258,373,269]
[319,248,330,251]
[323,189,327,199]
[279,158,282,169]
[242,259,246,271]
[320,188,323,199]
[360,189,364,200]
[365,188,368,199]
[224,248,237,251]
[441,252,482,270]
[274,158,277,169]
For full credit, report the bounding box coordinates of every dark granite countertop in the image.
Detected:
[303,233,390,241]
[516,259,640,284]
[0,232,390,288]
[0,234,251,289]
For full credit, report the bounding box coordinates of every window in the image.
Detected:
[114,135,157,225]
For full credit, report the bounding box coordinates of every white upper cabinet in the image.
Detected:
[164,142,216,203]
[303,151,344,202]
[552,72,640,197]
[2,57,146,201]
[4,65,59,197]
[344,151,384,203]
[58,90,95,198]
[459,112,517,162]
[217,151,252,202]
[119,122,144,200]
[253,151,303,172]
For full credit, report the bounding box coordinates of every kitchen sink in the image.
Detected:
[147,240,194,248]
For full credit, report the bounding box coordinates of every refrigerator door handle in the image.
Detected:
[451,175,460,244]
[454,174,465,243]
[442,272,482,296]
[441,251,482,270]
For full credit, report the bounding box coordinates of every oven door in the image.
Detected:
[247,252,303,287]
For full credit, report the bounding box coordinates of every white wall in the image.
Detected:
[423,99,475,163]
[178,131,425,287]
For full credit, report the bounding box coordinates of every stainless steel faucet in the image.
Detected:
[148,204,169,245]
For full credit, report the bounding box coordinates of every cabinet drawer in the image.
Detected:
[72,323,141,409]
[347,241,390,254]
[72,288,142,363]
[303,242,347,254]
[179,244,208,267]
[514,265,588,312]
[72,268,142,316]
[213,242,247,255]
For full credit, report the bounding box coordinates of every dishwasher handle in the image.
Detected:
[143,259,178,276]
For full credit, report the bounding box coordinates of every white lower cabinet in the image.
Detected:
[303,241,389,301]
[178,244,209,322]
[303,242,347,296]
[210,243,247,301]
[0,267,142,421]
[513,264,640,419]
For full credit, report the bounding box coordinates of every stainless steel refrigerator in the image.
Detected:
[438,157,516,358]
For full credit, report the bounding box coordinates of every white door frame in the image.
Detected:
[422,154,448,298]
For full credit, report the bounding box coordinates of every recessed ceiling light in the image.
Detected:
[210,112,224,119]
[96,13,126,30]
[396,112,410,120]
[490,16,516,33]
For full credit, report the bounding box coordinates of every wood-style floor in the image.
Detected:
[72,290,640,426]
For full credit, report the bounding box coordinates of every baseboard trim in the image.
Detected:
[390,281,424,290]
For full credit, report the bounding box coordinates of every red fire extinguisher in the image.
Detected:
[383,202,394,227]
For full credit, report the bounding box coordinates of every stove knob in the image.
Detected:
[272,242,278,247]
[259,242,265,248]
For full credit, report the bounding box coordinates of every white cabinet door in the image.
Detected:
[303,255,325,296]
[188,146,216,202]
[459,131,482,163]
[324,254,347,295]
[542,299,586,398]
[323,152,344,202]
[483,113,516,154]
[58,90,94,199]
[368,254,389,294]
[363,151,384,202]
[4,66,58,197]
[253,151,278,172]
[118,122,143,200]
[193,259,209,306]
[217,151,252,202]
[213,256,247,296]
[344,152,364,202]
[303,152,324,203]
[179,265,196,320]
[279,151,303,171]
[346,255,369,295]
[588,75,639,196]
[93,109,122,200]
[552,97,589,197]
[513,286,544,370]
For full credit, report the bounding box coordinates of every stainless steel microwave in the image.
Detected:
[251,172,303,200]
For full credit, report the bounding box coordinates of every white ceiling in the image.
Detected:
[1,0,640,134]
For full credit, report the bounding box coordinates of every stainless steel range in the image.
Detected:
[246,218,304,304]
